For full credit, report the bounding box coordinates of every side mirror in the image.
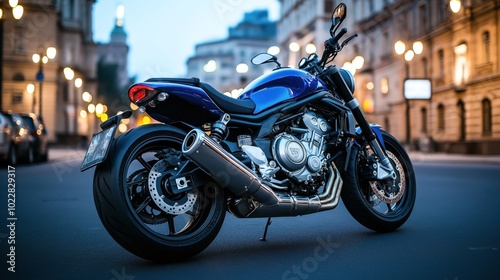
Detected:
[251,53,281,68]
[330,3,347,36]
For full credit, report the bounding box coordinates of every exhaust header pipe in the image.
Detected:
[182,129,342,217]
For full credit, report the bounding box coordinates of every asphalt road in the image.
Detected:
[1,156,499,280]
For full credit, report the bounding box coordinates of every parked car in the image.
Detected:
[0,111,34,164]
[20,113,48,162]
[0,113,16,165]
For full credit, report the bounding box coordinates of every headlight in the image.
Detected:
[338,69,355,94]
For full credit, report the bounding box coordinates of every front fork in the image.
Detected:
[327,66,396,180]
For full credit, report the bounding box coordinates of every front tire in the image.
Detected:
[93,125,226,262]
[339,131,416,232]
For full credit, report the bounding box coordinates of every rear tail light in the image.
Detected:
[128,84,156,104]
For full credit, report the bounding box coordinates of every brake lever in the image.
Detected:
[341,34,358,49]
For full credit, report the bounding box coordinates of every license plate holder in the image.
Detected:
[80,125,117,171]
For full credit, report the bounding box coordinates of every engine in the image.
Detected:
[238,110,333,194]
[272,111,331,183]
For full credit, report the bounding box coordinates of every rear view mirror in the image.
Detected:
[251,53,277,65]
[251,53,281,68]
[330,3,347,36]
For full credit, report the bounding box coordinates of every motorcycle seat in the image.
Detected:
[198,83,255,114]
[146,77,256,114]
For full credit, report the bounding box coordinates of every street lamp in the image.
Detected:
[0,0,24,110]
[26,83,35,112]
[63,67,77,139]
[32,47,56,119]
[394,39,424,147]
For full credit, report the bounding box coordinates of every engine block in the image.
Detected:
[271,111,331,182]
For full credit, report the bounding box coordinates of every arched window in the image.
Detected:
[482,31,490,64]
[482,98,492,135]
[437,104,445,131]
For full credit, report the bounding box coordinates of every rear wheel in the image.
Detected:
[93,128,226,262]
[339,131,416,232]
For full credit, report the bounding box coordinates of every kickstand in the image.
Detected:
[260,217,272,241]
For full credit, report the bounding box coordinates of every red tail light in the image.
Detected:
[128,84,156,104]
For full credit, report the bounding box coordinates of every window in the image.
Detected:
[438,49,444,78]
[482,98,492,135]
[12,73,25,81]
[482,31,490,63]
[12,92,23,104]
[454,43,468,86]
[422,57,428,78]
[437,104,445,131]
[421,108,428,133]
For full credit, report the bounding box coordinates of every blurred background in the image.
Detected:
[1,0,499,161]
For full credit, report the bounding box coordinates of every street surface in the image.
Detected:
[1,148,499,280]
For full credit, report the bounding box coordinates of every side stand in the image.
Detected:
[260,217,272,241]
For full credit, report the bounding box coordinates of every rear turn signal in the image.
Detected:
[128,84,156,104]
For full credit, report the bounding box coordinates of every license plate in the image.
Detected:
[80,125,117,171]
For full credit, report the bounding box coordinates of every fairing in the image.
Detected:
[140,82,224,126]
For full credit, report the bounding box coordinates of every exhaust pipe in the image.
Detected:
[182,129,342,218]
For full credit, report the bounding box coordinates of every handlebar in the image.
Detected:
[327,28,347,49]
[319,28,348,66]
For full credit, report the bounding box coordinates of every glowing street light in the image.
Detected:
[352,55,365,70]
[289,42,300,52]
[82,92,92,102]
[236,63,248,73]
[394,40,406,55]
[74,78,83,88]
[268,46,280,55]
[305,43,316,54]
[12,4,23,19]
[203,60,217,72]
[450,0,461,13]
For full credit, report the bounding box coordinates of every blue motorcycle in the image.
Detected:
[82,3,416,262]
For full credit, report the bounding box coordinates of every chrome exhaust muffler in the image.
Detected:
[182,129,342,217]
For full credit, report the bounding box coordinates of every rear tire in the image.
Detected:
[93,126,226,262]
[338,131,416,232]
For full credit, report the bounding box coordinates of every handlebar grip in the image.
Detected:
[327,28,348,47]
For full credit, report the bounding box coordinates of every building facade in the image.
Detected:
[277,0,500,154]
[1,0,98,144]
[186,10,276,94]
[353,0,500,154]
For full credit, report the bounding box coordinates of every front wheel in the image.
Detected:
[339,131,416,232]
[93,126,226,262]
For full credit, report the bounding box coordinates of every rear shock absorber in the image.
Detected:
[210,113,230,142]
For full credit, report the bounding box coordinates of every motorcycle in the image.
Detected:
[81,3,416,262]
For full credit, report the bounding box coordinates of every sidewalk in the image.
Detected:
[407,151,500,165]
